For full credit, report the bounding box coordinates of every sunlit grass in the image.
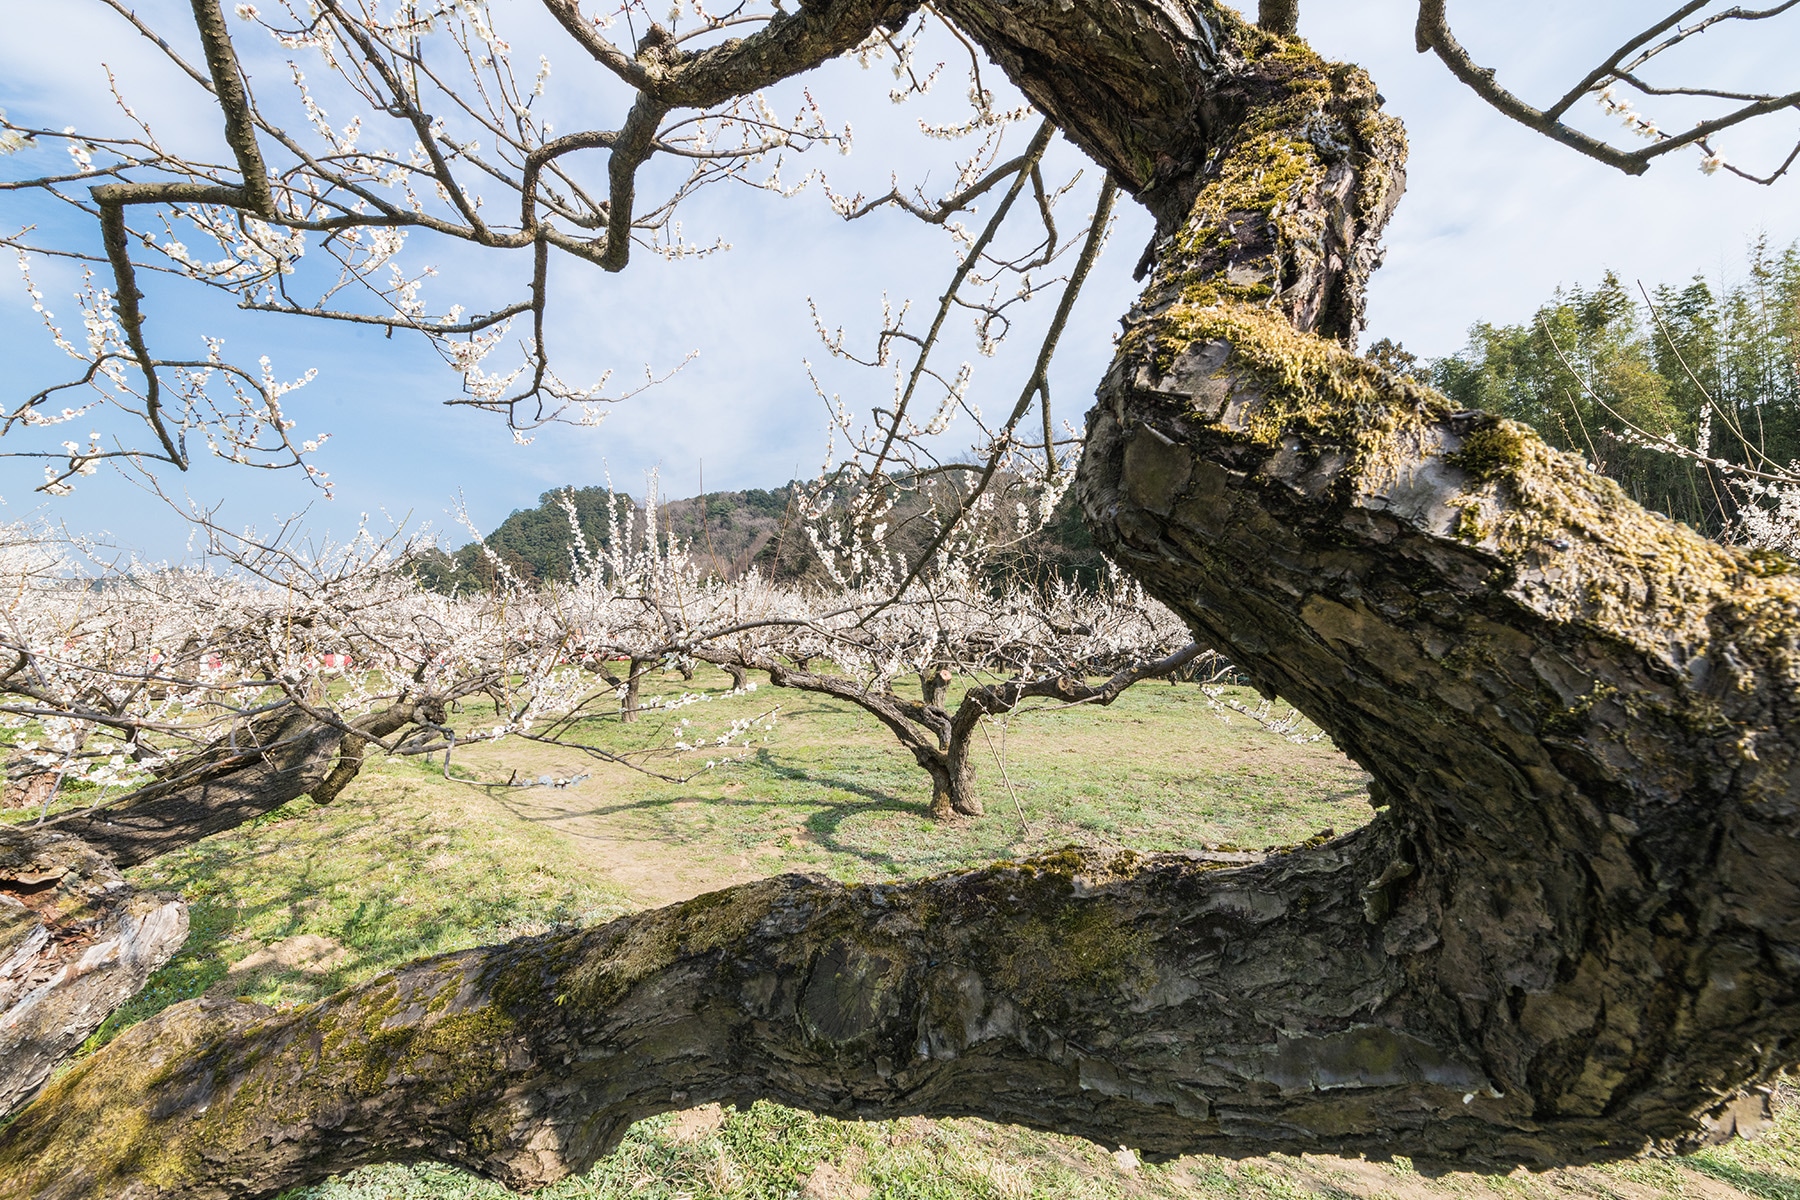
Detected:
[56,663,1796,1200]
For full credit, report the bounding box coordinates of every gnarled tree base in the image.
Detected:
[0,826,187,1117]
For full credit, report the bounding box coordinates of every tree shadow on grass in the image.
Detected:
[748,748,927,875]
[97,796,610,1048]
[468,748,928,878]
[1690,1161,1800,1200]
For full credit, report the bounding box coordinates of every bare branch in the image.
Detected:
[187,0,273,215]
[1416,0,1800,182]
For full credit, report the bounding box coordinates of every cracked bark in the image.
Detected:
[1,826,188,1118]
[2,1,1797,1193]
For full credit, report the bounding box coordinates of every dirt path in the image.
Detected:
[505,790,761,907]
[452,744,764,907]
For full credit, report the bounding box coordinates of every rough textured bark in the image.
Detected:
[1257,0,1298,36]
[49,700,429,869]
[924,743,982,820]
[1,772,58,812]
[0,826,187,1118]
[4,1,1798,1192]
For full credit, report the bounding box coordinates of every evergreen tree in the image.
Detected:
[1431,243,1800,537]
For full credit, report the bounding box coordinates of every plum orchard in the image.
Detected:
[0,488,1199,1118]
[1,0,1799,1194]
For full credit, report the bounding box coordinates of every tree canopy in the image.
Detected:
[1430,238,1800,537]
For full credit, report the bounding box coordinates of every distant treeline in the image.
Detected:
[410,481,1109,594]
[1388,237,1800,538]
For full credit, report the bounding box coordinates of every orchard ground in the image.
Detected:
[18,666,1800,1200]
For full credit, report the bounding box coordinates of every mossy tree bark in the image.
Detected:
[5,2,1800,1194]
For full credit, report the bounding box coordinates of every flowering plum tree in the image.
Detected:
[498,473,1213,815]
[694,542,1210,817]
[2,0,1800,1195]
[0,506,774,1109]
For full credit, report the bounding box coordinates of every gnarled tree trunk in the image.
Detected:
[3,2,1798,1194]
[924,741,982,819]
[50,699,431,869]
[0,826,187,1118]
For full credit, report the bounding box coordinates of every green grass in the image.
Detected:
[457,669,1372,891]
[285,1101,1207,1199]
[286,1098,1800,1200]
[37,664,1800,1200]
[89,773,630,1048]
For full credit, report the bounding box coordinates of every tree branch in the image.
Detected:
[602,94,671,272]
[1413,0,1648,176]
[1257,0,1298,36]
[187,0,273,216]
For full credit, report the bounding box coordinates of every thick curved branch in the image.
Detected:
[0,835,1501,1199]
[932,0,1224,217]
[47,699,427,869]
[7,4,1800,1192]
[1413,0,1648,176]
[1257,0,1298,36]
[543,0,920,108]
[602,94,671,272]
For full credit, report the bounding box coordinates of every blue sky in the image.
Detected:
[1,0,1795,556]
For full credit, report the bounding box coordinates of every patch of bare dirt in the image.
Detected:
[490,780,767,907]
[666,1103,726,1144]
[226,934,348,977]
[801,1149,870,1200]
[206,934,349,1000]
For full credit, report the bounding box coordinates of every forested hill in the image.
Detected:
[410,484,809,593]
[409,480,1106,594]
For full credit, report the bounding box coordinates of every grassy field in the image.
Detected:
[21,666,1800,1200]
